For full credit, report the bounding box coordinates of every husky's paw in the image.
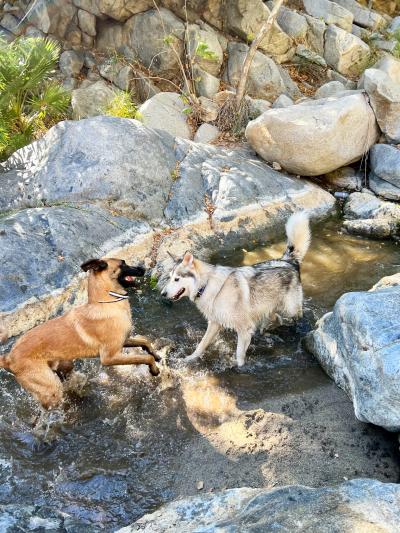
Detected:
[185,353,202,364]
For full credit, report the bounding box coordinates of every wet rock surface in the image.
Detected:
[0,504,86,531]
[307,278,400,431]
[121,479,400,532]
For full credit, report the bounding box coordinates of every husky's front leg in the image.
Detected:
[235,329,253,367]
[186,321,221,362]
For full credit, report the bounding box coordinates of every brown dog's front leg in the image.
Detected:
[124,335,160,361]
[101,350,160,376]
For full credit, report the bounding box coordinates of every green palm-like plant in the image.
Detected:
[0,37,70,160]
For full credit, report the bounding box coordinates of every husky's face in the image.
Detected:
[162,252,198,301]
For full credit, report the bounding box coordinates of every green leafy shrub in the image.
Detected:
[0,37,70,161]
[103,91,141,120]
[195,41,219,62]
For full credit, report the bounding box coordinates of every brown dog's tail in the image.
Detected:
[0,323,10,369]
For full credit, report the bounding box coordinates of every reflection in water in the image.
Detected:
[0,217,399,530]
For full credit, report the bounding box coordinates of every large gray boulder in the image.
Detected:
[344,191,399,220]
[303,0,353,31]
[225,0,294,63]
[333,0,386,29]
[138,92,192,139]
[0,116,177,222]
[245,93,379,176]
[193,66,220,99]
[99,60,133,91]
[370,144,400,200]
[342,191,400,238]
[164,140,335,226]
[304,13,326,56]
[359,56,400,143]
[124,8,185,76]
[307,277,400,431]
[118,479,400,532]
[274,4,308,40]
[324,24,370,77]
[77,8,97,36]
[224,42,286,101]
[59,50,83,77]
[314,80,346,99]
[71,80,117,119]
[26,0,77,38]
[187,24,223,77]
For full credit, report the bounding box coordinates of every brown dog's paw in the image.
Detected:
[149,364,160,377]
[152,351,162,362]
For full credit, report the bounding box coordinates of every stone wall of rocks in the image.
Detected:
[0,0,396,112]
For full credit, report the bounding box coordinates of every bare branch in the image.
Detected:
[235,0,285,108]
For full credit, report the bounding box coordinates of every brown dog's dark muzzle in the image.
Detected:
[118,265,145,287]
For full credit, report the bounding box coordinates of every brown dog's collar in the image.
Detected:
[98,291,129,303]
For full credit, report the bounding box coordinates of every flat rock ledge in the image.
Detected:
[0,117,335,340]
[117,479,400,532]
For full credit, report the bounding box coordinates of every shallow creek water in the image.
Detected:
[0,218,400,531]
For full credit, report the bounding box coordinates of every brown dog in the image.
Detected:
[0,258,160,409]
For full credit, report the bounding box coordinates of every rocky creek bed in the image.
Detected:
[0,217,399,531]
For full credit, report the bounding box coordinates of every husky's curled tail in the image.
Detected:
[0,324,10,369]
[282,211,311,267]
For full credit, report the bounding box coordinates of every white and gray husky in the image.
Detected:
[161,212,311,367]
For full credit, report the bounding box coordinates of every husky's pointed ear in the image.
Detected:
[182,251,194,267]
[81,259,108,272]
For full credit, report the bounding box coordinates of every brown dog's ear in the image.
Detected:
[81,259,108,272]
